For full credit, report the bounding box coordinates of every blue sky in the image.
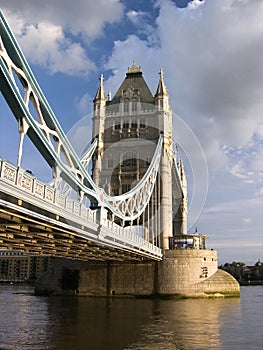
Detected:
[0,0,262,264]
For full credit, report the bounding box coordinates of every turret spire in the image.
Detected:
[154,68,170,112]
[93,74,106,102]
[155,68,168,97]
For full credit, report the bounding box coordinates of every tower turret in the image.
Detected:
[93,74,106,133]
[154,69,174,249]
[154,69,169,111]
[154,69,173,143]
[179,159,188,235]
[92,74,106,186]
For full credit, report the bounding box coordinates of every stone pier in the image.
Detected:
[35,250,240,298]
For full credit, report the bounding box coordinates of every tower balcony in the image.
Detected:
[169,234,208,250]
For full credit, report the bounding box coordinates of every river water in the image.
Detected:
[0,285,262,350]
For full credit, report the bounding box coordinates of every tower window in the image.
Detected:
[140,119,146,128]
[132,102,137,112]
[200,267,208,278]
[124,102,129,113]
[131,120,137,128]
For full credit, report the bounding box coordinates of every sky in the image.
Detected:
[0,0,262,265]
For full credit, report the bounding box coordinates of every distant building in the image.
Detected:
[0,250,50,283]
[220,260,263,285]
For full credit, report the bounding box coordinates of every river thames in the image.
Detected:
[0,285,262,350]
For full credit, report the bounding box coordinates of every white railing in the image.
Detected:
[0,158,96,220]
[0,158,162,258]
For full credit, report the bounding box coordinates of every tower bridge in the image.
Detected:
[0,11,240,297]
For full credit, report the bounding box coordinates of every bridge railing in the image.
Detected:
[0,158,162,258]
[0,157,96,218]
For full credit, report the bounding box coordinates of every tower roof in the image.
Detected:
[108,60,155,105]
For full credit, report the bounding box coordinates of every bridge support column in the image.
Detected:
[160,149,173,249]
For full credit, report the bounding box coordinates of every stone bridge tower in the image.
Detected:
[37,62,240,298]
[92,61,186,250]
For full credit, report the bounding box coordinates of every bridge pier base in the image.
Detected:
[35,250,239,298]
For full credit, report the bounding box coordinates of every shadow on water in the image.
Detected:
[3,285,263,350]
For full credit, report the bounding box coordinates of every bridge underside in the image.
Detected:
[0,195,157,262]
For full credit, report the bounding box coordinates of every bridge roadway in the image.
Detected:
[0,158,162,261]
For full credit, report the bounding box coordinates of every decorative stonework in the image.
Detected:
[127,59,141,74]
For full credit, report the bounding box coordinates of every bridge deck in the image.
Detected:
[0,159,162,261]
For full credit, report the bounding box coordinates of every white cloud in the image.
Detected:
[223,133,263,186]
[17,21,95,76]
[126,10,147,24]
[229,162,250,180]
[126,9,159,47]
[187,0,205,10]
[104,35,161,94]
[158,0,263,147]
[1,0,124,76]
[1,0,124,41]
[76,92,93,115]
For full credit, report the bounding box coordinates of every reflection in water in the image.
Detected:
[0,285,253,350]
[124,298,241,350]
[0,285,50,350]
[46,297,155,350]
